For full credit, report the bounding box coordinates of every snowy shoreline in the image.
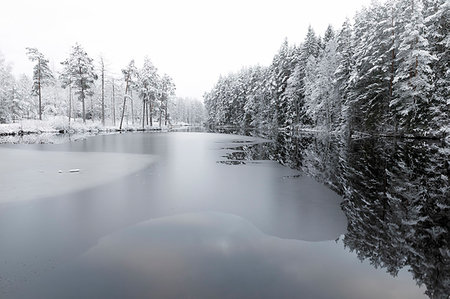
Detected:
[208,125,449,142]
[0,117,168,136]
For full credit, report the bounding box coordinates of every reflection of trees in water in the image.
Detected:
[341,140,449,299]
[214,128,449,299]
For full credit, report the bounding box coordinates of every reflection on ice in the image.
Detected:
[24,212,425,299]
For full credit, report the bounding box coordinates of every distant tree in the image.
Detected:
[60,43,97,123]
[16,74,34,119]
[270,39,297,127]
[323,25,335,44]
[159,74,176,126]
[335,18,354,133]
[0,53,15,123]
[136,58,159,128]
[99,56,106,126]
[119,60,137,130]
[26,47,54,120]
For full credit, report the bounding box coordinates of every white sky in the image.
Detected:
[0,0,373,99]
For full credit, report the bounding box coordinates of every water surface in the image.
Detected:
[0,131,446,298]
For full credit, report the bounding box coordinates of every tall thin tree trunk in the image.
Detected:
[82,92,86,123]
[159,98,163,128]
[142,99,146,129]
[119,75,130,130]
[149,97,153,126]
[112,79,116,126]
[147,99,150,126]
[164,96,168,126]
[101,59,105,126]
[130,90,134,126]
[90,96,94,122]
[38,59,42,120]
[68,85,72,125]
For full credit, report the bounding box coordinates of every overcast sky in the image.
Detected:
[1,0,373,99]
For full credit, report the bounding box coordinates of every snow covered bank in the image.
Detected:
[0,147,157,203]
[0,117,166,136]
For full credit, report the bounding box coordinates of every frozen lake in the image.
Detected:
[0,131,447,298]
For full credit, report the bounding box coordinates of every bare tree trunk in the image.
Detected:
[112,78,116,126]
[90,96,94,122]
[147,99,150,126]
[101,58,105,126]
[159,97,163,128]
[119,75,130,130]
[142,99,146,129]
[130,90,134,126]
[149,97,152,126]
[77,64,86,123]
[82,92,86,123]
[38,59,42,120]
[68,85,72,125]
[164,96,168,126]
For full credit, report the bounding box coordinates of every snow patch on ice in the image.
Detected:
[0,148,157,203]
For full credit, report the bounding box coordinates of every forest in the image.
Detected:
[204,0,449,138]
[0,44,204,130]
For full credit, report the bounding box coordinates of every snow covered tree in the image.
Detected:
[391,0,435,133]
[350,2,396,133]
[335,19,354,133]
[99,56,106,126]
[60,43,98,123]
[26,47,54,120]
[136,58,159,128]
[422,0,449,134]
[16,74,34,119]
[159,74,176,126]
[0,53,15,123]
[270,39,297,128]
[119,60,137,130]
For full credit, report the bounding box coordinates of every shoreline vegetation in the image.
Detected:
[203,0,449,142]
[0,117,166,137]
[1,45,205,133]
[1,120,448,144]
[207,124,449,142]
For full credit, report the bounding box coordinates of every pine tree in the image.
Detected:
[391,0,435,133]
[350,2,395,134]
[60,43,97,123]
[136,58,159,128]
[26,47,54,120]
[0,53,15,123]
[422,0,449,135]
[159,74,176,126]
[270,38,297,128]
[119,60,137,130]
[335,18,354,133]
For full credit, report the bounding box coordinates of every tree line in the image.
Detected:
[204,0,448,138]
[0,43,204,128]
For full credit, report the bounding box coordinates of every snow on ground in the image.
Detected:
[0,147,157,203]
[0,117,170,135]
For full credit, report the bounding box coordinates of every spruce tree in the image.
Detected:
[60,43,97,123]
[26,47,54,120]
[392,0,434,133]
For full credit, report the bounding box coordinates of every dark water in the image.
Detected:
[0,131,448,298]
